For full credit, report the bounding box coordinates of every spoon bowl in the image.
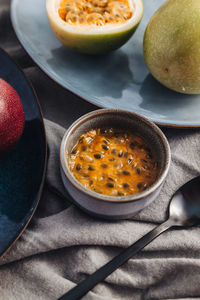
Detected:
[169,176,200,226]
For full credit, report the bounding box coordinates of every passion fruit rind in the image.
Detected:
[48,19,139,54]
[143,0,200,95]
[46,0,143,54]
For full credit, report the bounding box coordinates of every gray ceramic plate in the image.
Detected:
[11,0,200,127]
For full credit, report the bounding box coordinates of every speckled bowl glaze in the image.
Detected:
[60,109,171,219]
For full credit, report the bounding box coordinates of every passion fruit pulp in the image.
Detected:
[46,0,143,54]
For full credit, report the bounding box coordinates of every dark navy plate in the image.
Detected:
[0,49,47,257]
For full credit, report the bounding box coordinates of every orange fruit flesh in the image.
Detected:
[58,0,133,25]
[68,128,158,197]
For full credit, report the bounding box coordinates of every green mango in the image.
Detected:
[143,0,200,94]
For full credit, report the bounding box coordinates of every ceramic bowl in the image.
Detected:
[60,109,171,219]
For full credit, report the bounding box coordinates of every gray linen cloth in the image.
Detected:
[1,1,200,299]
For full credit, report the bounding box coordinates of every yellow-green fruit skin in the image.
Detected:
[48,16,139,54]
[46,0,144,55]
[143,0,200,94]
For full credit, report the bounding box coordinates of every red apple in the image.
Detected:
[0,78,25,154]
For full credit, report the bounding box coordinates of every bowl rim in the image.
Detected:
[60,109,171,203]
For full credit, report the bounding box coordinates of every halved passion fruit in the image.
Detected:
[46,0,143,54]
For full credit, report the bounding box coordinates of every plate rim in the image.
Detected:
[10,0,200,128]
[0,48,47,259]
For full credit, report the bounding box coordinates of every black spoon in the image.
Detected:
[58,176,200,300]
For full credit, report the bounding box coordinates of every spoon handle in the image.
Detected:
[58,218,174,300]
